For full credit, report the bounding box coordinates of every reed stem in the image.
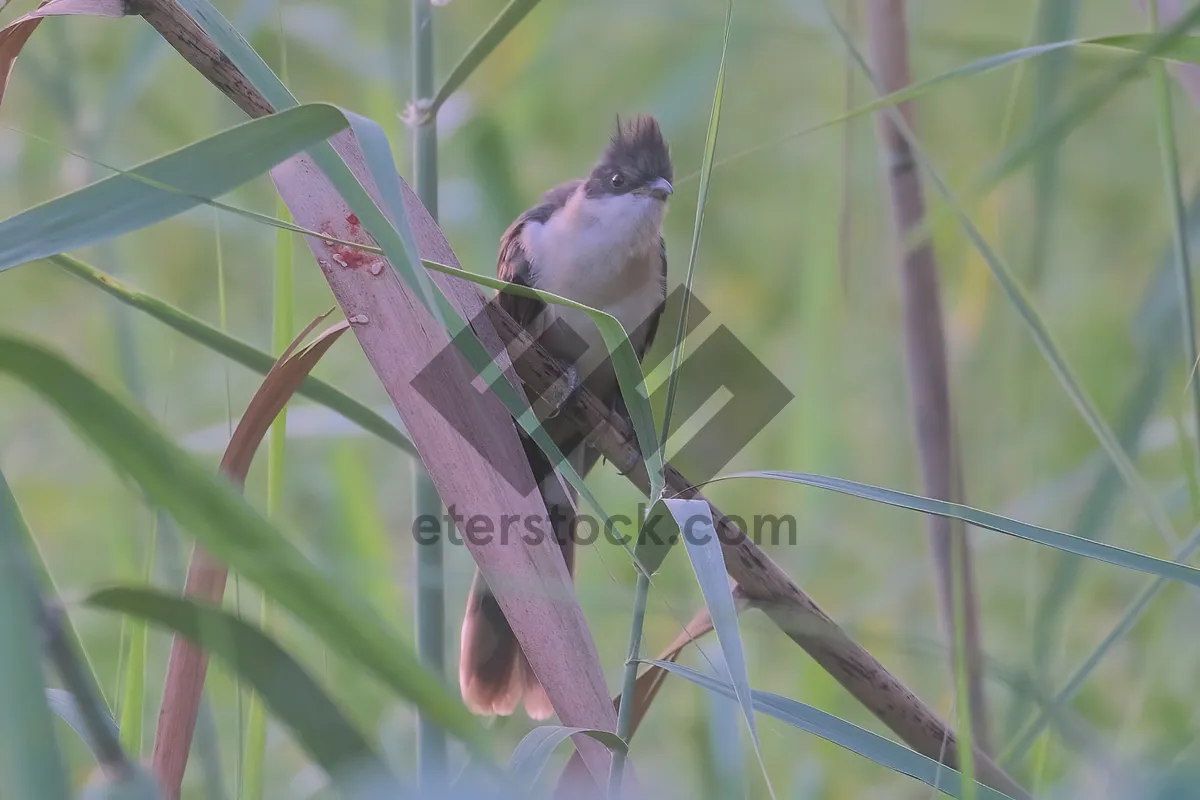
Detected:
[411,0,448,786]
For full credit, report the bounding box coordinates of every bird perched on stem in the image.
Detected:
[460,115,674,719]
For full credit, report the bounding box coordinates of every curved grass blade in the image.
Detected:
[660,0,731,465]
[1027,188,1200,743]
[0,103,350,273]
[0,471,70,800]
[1003,523,1200,765]
[825,17,1190,585]
[88,587,405,798]
[152,314,343,796]
[430,0,543,114]
[45,688,119,759]
[77,766,162,800]
[118,520,155,757]
[2,449,108,712]
[0,0,127,108]
[1024,0,1079,288]
[44,254,415,456]
[659,497,773,797]
[650,661,1015,800]
[694,32,1200,184]
[712,471,1200,587]
[508,726,626,790]
[973,12,1200,194]
[0,333,488,753]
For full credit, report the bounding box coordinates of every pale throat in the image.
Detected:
[521,186,666,385]
[524,188,664,309]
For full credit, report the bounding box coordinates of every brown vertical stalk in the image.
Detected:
[863,0,991,753]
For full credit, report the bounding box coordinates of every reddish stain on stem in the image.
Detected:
[316,219,383,272]
[331,244,374,269]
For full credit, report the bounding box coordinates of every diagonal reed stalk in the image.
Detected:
[859,0,991,756]
[410,0,448,787]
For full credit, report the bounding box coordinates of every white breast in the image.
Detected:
[520,190,666,389]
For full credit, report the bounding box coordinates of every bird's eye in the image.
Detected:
[610,173,626,189]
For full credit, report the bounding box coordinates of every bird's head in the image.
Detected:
[583,115,674,203]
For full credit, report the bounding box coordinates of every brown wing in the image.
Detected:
[541,179,582,207]
[495,180,579,330]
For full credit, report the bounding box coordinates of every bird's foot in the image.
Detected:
[541,364,581,420]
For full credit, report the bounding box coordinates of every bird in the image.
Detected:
[459,114,674,719]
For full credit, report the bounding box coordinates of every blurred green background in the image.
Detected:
[2,0,1199,797]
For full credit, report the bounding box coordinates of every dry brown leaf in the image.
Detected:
[0,0,126,108]
[152,314,348,798]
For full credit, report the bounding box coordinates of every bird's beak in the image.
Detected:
[644,177,674,200]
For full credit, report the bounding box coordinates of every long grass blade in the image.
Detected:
[155,315,343,794]
[661,497,773,797]
[330,444,403,622]
[694,31,1200,184]
[709,471,1200,586]
[0,471,70,800]
[509,726,626,791]
[90,587,405,797]
[827,16,1190,587]
[651,661,1016,800]
[118,519,156,757]
[45,253,415,456]
[429,0,544,114]
[0,333,489,752]
[5,453,109,712]
[45,689,121,763]
[1024,0,1080,288]
[973,14,1200,194]
[0,103,350,272]
[660,0,732,466]
[1026,137,1200,753]
[1003,523,1200,765]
